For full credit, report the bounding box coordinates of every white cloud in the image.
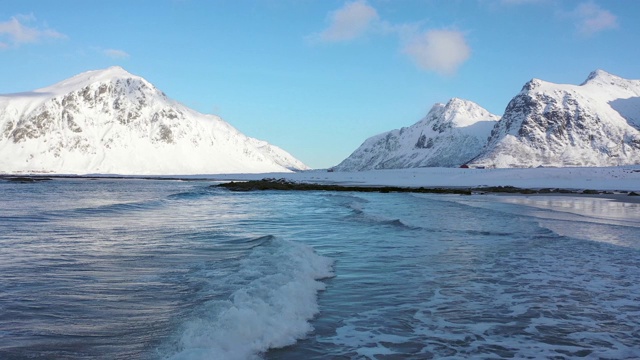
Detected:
[103,49,130,59]
[0,15,65,47]
[402,30,471,76]
[571,1,618,36]
[315,0,379,42]
[310,2,471,75]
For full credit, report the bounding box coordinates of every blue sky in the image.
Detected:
[1,0,639,168]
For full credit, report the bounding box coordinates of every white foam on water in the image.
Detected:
[304,194,640,359]
[327,322,408,360]
[165,238,334,360]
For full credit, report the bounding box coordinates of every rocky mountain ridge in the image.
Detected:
[336,70,640,170]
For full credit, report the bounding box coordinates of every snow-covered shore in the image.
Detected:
[211,166,640,192]
[4,165,639,192]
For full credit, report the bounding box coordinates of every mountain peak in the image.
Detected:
[581,69,623,86]
[440,98,500,128]
[37,66,147,95]
[66,66,139,82]
[520,78,545,92]
[94,66,134,78]
[447,97,470,105]
[444,97,471,110]
[444,98,489,113]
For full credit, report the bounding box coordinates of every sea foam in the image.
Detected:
[166,237,334,360]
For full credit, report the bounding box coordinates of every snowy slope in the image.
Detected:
[334,98,500,171]
[0,67,308,175]
[469,70,640,168]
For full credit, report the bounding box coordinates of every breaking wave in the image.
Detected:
[165,237,334,360]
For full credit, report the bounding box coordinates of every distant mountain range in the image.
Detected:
[3,68,638,175]
[0,67,308,175]
[336,70,640,170]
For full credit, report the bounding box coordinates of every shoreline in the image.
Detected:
[3,173,640,204]
[215,178,640,203]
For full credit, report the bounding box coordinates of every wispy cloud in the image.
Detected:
[103,49,130,59]
[570,1,618,36]
[313,0,379,42]
[0,14,66,48]
[310,1,471,75]
[402,30,471,76]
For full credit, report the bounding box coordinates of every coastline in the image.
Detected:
[214,178,640,203]
[4,173,639,204]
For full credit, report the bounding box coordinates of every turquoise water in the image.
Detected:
[1,179,639,359]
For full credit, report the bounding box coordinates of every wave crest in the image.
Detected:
[166,237,334,360]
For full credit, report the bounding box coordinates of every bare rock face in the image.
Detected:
[0,67,308,174]
[469,70,640,168]
[333,98,500,171]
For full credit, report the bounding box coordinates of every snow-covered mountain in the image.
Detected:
[469,70,640,168]
[0,66,308,175]
[333,98,500,171]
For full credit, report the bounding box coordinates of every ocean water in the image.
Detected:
[1,179,639,359]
